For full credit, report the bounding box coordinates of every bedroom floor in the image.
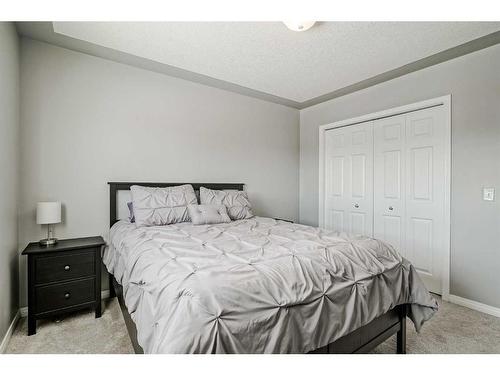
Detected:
[5,295,500,354]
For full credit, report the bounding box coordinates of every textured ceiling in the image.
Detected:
[52,22,500,103]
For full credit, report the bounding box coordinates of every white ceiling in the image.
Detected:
[53,22,500,103]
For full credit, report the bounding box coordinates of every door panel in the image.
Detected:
[409,217,433,274]
[352,130,366,145]
[331,134,345,148]
[383,150,401,199]
[374,114,406,257]
[329,157,345,196]
[324,122,373,236]
[383,123,402,141]
[405,106,445,293]
[349,123,374,236]
[350,212,367,236]
[382,215,403,253]
[410,116,433,137]
[411,146,433,200]
[351,154,366,198]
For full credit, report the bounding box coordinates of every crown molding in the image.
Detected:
[15,22,301,109]
[15,23,500,110]
[298,30,500,109]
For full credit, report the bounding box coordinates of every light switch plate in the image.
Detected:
[483,187,495,201]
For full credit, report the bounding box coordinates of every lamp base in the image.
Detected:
[39,238,58,246]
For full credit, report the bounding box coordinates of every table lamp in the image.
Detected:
[36,202,61,246]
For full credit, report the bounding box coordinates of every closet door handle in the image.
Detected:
[354,203,359,209]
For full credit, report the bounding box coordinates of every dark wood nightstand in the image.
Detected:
[22,236,105,335]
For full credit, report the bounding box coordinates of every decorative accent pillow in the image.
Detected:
[130,184,197,227]
[187,204,231,225]
[199,187,254,220]
[127,201,135,223]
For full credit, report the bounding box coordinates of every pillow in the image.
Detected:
[199,187,253,220]
[187,204,231,225]
[130,184,197,227]
[127,201,135,223]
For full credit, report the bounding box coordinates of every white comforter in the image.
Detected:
[103,217,437,353]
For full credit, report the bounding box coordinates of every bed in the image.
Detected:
[104,182,437,354]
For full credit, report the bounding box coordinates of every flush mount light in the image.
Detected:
[283,21,316,32]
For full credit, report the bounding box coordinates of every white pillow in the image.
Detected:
[130,184,197,227]
[187,204,231,225]
[199,187,253,220]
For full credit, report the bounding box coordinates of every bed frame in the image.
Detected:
[107,181,407,354]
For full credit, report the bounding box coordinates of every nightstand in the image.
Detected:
[22,236,105,335]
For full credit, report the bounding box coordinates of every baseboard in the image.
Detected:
[0,310,20,354]
[448,294,500,318]
[20,289,111,318]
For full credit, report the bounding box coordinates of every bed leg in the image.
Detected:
[396,305,407,354]
[109,272,116,299]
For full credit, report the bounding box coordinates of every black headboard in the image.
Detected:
[108,182,245,227]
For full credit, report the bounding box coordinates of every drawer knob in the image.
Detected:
[354,203,359,208]
[388,206,394,211]
[64,292,71,299]
[64,265,70,271]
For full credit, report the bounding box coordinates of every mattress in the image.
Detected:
[103,217,437,353]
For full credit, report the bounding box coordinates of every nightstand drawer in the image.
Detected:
[35,278,95,313]
[35,250,96,284]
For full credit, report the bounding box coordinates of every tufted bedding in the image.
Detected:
[103,217,437,353]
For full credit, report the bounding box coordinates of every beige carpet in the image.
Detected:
[6,299,134,354]
[6,295,500,354]
[373,295,500,354]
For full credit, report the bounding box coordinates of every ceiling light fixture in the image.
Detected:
[283,21,316,32]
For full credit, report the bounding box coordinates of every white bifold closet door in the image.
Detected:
[324,105,446,294]
[324,122,373,236]
[373,106,446,294]
[373,114,407,259]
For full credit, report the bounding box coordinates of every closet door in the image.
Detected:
[324,122,373,236]
[404,106,446,294]
[373,106,446,294]
[373,114,406,255]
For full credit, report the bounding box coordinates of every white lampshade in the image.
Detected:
[36,202,62,224]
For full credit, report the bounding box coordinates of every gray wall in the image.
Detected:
[300,44,500,308]
[19,38,299,306]
[0,23,20,342]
